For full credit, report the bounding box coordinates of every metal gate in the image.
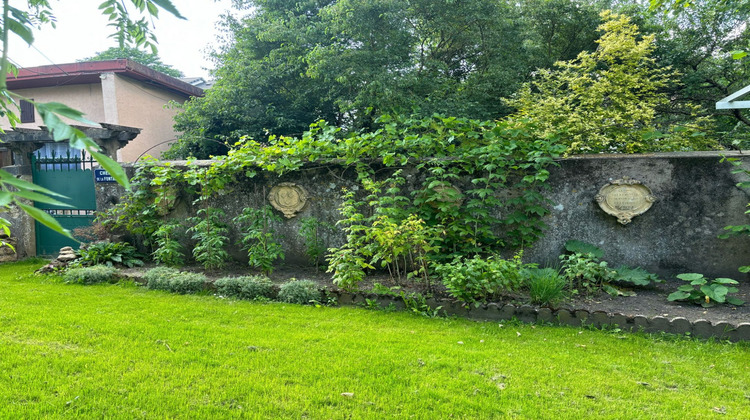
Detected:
[31,148,97,256]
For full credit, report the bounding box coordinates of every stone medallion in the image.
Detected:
[268,182,309,218]
[595,177,656,225]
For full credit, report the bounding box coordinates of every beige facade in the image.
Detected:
[4,60,203,162]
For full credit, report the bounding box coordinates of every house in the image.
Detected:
[3,59,204,162]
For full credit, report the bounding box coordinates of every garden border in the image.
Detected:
[332,291,750,342]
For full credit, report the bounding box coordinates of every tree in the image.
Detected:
[506,11,718,154]
[79,47,184,77]
[0,0,183,239]
[168,0,606,158]
[637,0,750,149]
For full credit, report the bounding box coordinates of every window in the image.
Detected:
[20,99,34,123]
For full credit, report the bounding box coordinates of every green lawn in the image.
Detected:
[0,260,748,419]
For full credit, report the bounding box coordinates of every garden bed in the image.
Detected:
[119,263,750,340]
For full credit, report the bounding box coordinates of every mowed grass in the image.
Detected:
[0,261,748,419]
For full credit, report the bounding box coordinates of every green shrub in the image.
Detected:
[144,267,206,294]
[525,267,566,306]
[667,273,745,307]
[215,276,275,300]
[63,265,121,285]
[559,252,615,295]
[278,279,321,305]
[75,241,144,268]
[434,253,532,305]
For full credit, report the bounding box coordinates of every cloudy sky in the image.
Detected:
[8,0,238,79]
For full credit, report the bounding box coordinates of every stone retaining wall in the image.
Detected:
[101,151,750,281]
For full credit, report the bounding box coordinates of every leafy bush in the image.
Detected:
[152,220,185,266]
[525,267,566,306]
[144,267,206,294]
[278,279,321,305]
[75,241,143,268]
[559,252,615,295]
[188,208,231,270]
[667,273,744,307]
[434,253,532,305]
[233,206,284,275]
[63,265,121,285]
[214,276,275,300]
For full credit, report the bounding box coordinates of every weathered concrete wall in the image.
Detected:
[101,152,750,280]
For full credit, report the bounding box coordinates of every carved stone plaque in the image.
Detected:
[595,178,655,225]
[268,183,308,218]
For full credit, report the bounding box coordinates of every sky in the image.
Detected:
[8,0,239,80]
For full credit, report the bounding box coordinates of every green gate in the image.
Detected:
[31,149,97,256]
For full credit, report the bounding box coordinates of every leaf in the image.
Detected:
[11,190,72,207]
[36,102,97,126]
[147,0,185,19]
[731,50,748,60]
[0,171,68,198]
[564,240,603,258]
[90,151,130,190]
[726,296,745,306]
[712,278,738,285]
[676,273,704,282]
[667,291,690,301]
[6,17,34,45]
[16,203,74,240]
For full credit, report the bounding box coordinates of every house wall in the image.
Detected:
[2,84,105,129]
[4,74,189,162]
[109,74,187,162]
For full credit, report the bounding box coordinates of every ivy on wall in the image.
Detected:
[102,114,564,288]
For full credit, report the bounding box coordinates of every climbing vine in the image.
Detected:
[102,114,563,284]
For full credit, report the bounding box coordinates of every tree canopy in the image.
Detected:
[168,0,608,158]
[79,47,184,77]
[168,0,750,158]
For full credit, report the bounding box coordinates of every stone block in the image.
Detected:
[713,322,734,340]
[633,315,649,332]
[589,311,611,328]
[668,317,692,335]
[498,304,517,321]
[648,316,669,334]
[692,319,713,339]
[734,323,750,342]
[610,313,632,331]
[574,310,590,326]
[557,309,578,327]
[537,307,553,323]
[516,305,538,324]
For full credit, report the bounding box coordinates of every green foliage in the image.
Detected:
[613,266,663,287]
[214,275,275,300]
[564,240,604,259]
[508,11,718,154]
[151,220,185,266]
[79,47,183,77]
[525,267,567,306]
[62,265,121,285]
[667,273,745,307]
[277,279,321,305]
[233,206,284,275]
[74,241,143,268]
[434,252,532,305]
[559,252,616,296]
[188,208,230,270]
[718,156,750,273]
[144,267,206,294]
[299,217,332,268]
[168,0,606,157]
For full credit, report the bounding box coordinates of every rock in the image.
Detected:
[57,246,78,262]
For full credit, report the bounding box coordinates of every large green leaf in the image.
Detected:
[12,190,72,207]
[0,170,68,198]
[564,240,603,259]
[667,290,690,301]
[16,203,73,240]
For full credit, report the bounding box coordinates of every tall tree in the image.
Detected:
[79,47,184,77]
[169,0,605,158]
[507,11,718,154]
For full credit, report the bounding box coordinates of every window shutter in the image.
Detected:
[20,100,35,123]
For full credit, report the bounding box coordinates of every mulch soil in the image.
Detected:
[120,262,750,327]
